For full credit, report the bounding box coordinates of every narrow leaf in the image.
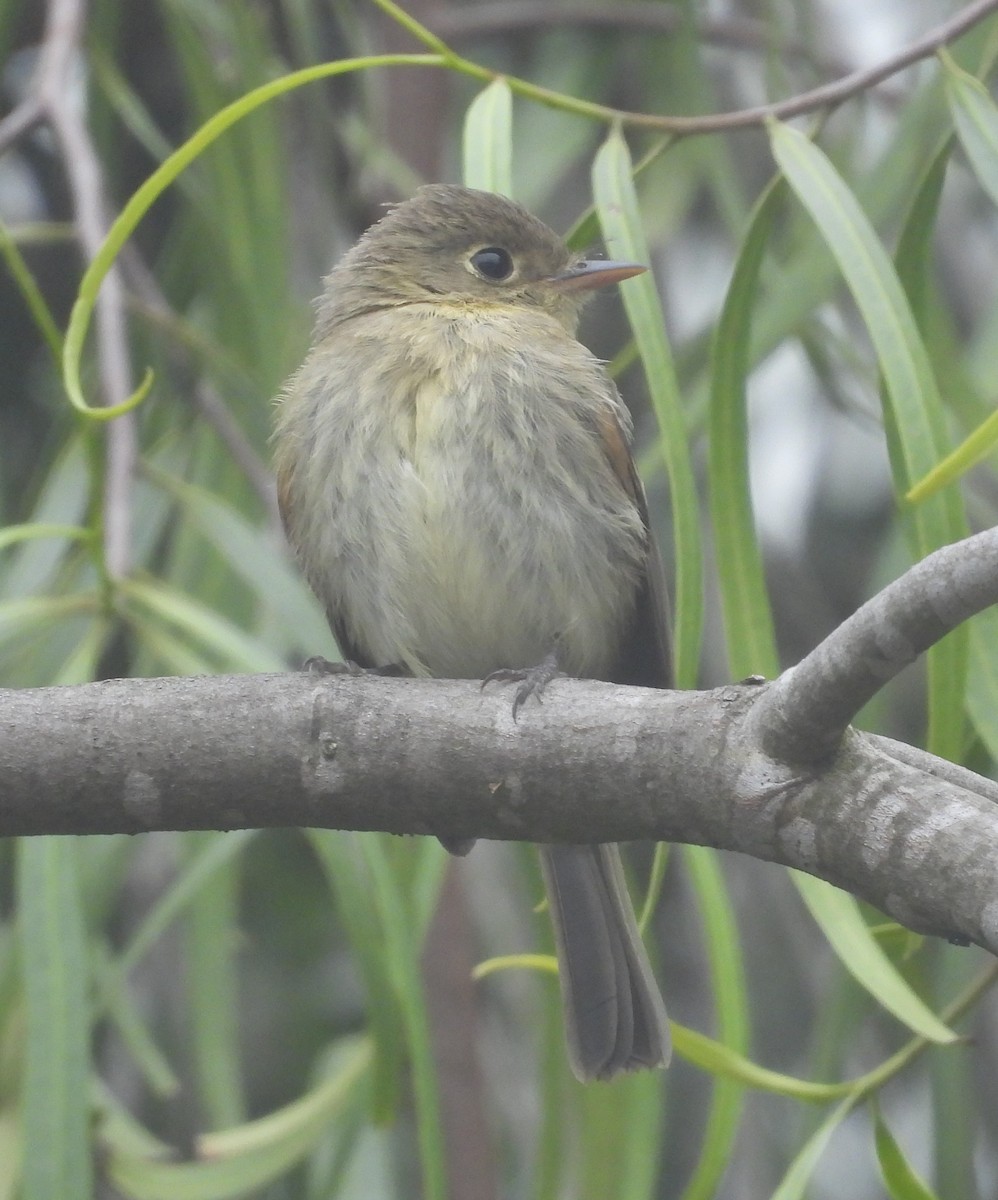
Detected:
[770,1097,856,1200]
[112,831,257,979]
[94,946,179,1098]
[793,873,956,1044]
[107,1039,370,1200]
[0,216,63,362]
[183,835,246,1128]
[906,407,998,502]
[943,50,998,211]
[579,1072,663,1200]
[891,139,969,765]
[707,178,783,680]
[148,470,333,655]
[61,52,445,419]
[680,847,749,1200]
[769,121,967,764]
[874,1108,940,1200]
[592,131,703,686]
[360,837,447,1200]
[307,830,406,1125]
[122,578,286,672]
[471,953,558,979]
[462,79,514,197]
[672,1024,847,1102]
[17,838,93,1200]
[767,122,963,537]
[0,593,95,646]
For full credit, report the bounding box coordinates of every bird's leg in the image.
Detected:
[482,646,563,720]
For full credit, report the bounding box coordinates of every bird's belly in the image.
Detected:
[338,437,644,681]
[298,332,649,681]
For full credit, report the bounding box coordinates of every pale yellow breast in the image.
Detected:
[277,302,646,679]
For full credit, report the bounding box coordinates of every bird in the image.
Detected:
[273,183,671,1081]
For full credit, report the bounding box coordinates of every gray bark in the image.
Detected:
[2,670,997,956]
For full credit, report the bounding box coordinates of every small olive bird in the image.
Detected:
[273,184,671,1081]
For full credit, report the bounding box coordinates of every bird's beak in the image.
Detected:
[546,259,647,292]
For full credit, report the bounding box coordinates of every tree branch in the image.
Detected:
[757,527,998,763]
[2,669,996,957]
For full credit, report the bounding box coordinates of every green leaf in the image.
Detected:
[592,130,703,687]
[0,593,95,647]
[17,838,93,1200]
[906,407,998,502]
[462,78,514,196]
[91,46,181,170]
[874,1107,940,1200]
[94,945,179,1098]
[769,120,967,763]
[112,831,258,979]
[0,1109,20,1200]
[637,842,670,933]
[943,50,998,211]
[360,837,447,1200]
[106,1039,371,1200]
[409,835,451,940]
[578,1071,663,1200]
[50,617,111,686]
[130,618,221,677]
[672,1023,847,1102]
[768,122,963,537]
[707,177,783,680]
[61,51,447,420]
[307,831,407,1125]
[0,216,63,362]
[680,847,749,1200]
[770,1096,856,1200]
[891,139,969,765]
[183,834,246,1129]
[472,952,558,979]
[0,438,90,603]
[94,1079,174,1159]
[122,577,287,672]
[895,140,988,508]
[792,873,956,1044]
[147,469,333,656]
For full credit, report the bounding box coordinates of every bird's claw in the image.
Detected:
[482,651,562,720]
[303,656,405,677]
[304,655,359,676]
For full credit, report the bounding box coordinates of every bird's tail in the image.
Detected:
[539,843,671,1082]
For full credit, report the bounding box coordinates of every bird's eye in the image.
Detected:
[470,246,515,281]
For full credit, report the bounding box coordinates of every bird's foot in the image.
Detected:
[303,656,405,677]
[482,649,563,721]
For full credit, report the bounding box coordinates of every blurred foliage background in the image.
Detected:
[2,0,998,1197]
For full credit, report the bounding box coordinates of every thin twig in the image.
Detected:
[430,2,848,79]
[376,0,998,134]
[5,0,137,579]
[0,98,45,157]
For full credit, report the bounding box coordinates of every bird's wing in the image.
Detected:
[594,405,673,690]
[276,459,376,669]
